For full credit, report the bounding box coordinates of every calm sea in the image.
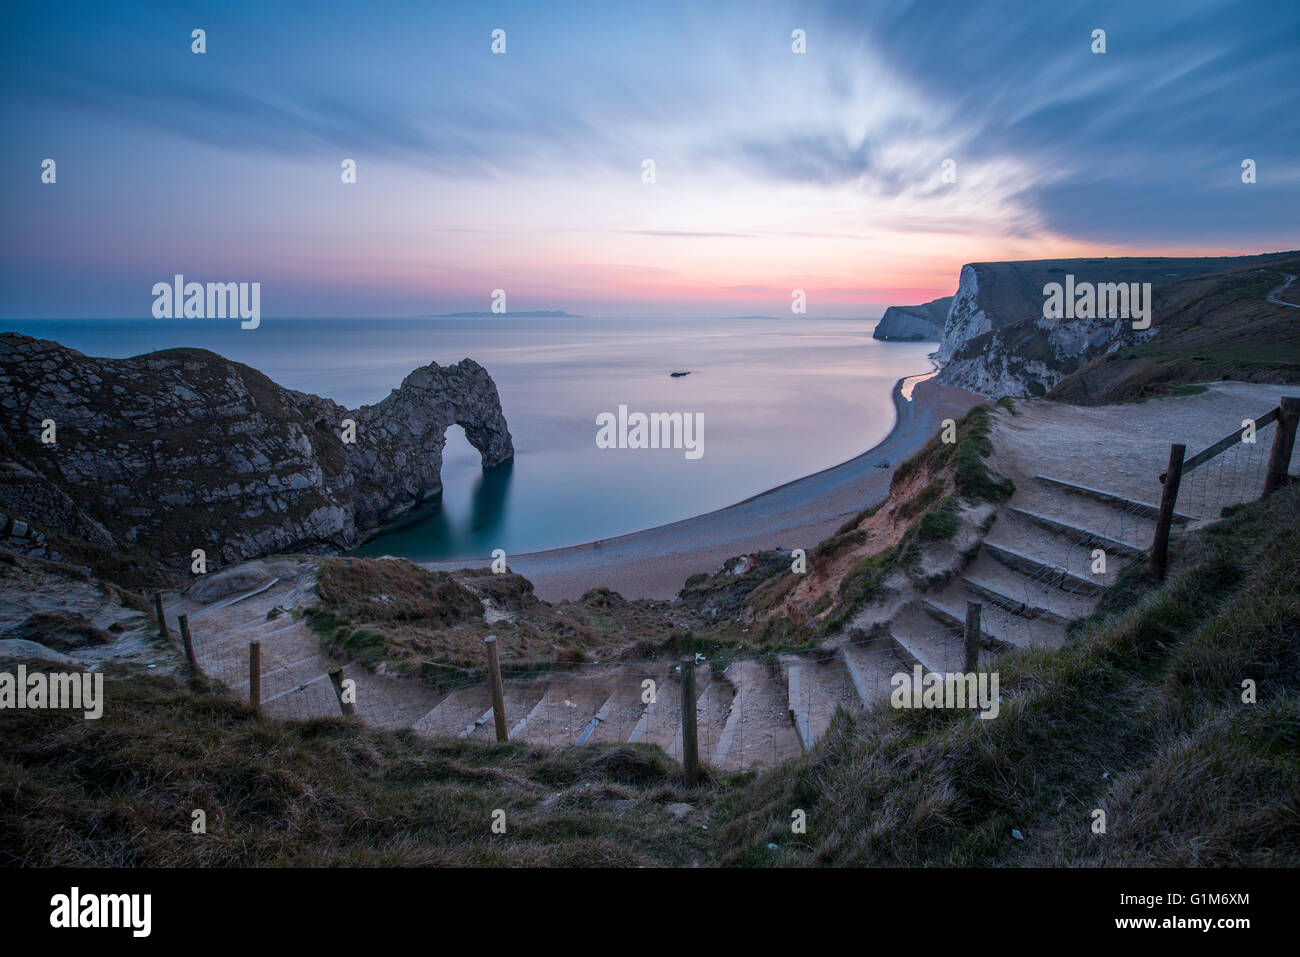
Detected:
[2,318,934,559]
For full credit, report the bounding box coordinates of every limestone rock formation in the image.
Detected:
[934,253,1295,397]
[872,296,952,342]
[0,334,513,568]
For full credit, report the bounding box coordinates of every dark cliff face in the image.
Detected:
[872,296,953,342]
[0,334,513,568]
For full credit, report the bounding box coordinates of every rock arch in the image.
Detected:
[351,358,515,527]
[0,334,515,565]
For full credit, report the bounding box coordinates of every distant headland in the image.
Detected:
[418,310,584,319]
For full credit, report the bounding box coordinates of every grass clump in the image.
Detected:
[891,405,1014,505]
[916,495,961,542]
[316,557,481,626]
[952,406,1016,503]
[817,544,910,636]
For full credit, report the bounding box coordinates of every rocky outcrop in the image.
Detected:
[0,334,513,569]
[872,296,952,342]
[934,253,1297,397]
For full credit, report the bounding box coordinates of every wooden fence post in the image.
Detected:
[1263,397,1300,496]
[178,614,198,673]
[249,640,261,712]
[964,601,982,672]
[1149,443,1186,579]
[484,636,508,742]
[153,592,170,642]
[328,667,356,716]
[679,659,699,788]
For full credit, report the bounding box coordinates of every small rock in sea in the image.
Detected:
[670,371,691,377]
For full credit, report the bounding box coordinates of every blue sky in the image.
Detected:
[2,0,1297,318]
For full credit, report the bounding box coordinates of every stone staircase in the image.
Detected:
[163,469,1171,768]
[164,560,931,769]
[883,474,1169,673]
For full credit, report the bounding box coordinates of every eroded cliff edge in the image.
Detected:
[0,333,513,568]
[931,252,1299,397]
[872,296,951,342]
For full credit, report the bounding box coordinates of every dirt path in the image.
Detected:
[875,381,1297,672]
[1267,273,1299,309]
[987,382,1294,517]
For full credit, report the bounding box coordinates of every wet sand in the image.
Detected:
[422,377,983,601]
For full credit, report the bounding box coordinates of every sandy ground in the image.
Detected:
[987,381,1299,524]
[422,377,983,601]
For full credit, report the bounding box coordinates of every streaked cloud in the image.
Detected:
[1,0,1296,318]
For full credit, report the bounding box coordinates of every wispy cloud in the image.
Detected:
[1,0,1297,317]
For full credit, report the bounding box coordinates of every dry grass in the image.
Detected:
[713,483,1300,866]
[310,557,729,677]
[0,669,716,867]
[1050,257,1300,404]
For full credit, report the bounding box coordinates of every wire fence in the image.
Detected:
[153,398,1297,773]
[163,599,936,771]
[404,638,922,771]
[959,398,1294,653]
[1173,417,1275,527]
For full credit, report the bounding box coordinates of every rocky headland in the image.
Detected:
[871,296,952,341]
[0,334,513,570]
[876,251,1298,397]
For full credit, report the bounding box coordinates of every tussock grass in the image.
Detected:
[0,672,715,867]
[916,495,961,541]
[898,477,946,519]
[317,557,482,626]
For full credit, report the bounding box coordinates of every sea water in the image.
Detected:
[2,317,934,559]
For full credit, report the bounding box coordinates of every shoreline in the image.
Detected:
[421,372,982,601]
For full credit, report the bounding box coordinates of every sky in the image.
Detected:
[1,0,1297,319]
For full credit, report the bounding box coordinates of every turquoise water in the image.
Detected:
[2,318,934,559]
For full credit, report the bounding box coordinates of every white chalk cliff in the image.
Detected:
[929,255,1288,397]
